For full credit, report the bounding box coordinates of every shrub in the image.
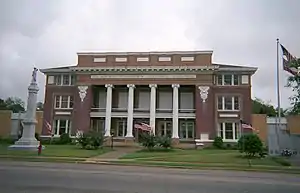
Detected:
[59,133,72,144]
[35,133,40,141]
[238,134,263,158]
[157,136,172,149]
[76,131,103,150]
[213,136,223,149]
[140,133,157,150]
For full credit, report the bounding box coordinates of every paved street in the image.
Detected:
[0,161,299,193]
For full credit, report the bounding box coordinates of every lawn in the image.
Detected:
[0,145,110,158]
[121,149,285,167]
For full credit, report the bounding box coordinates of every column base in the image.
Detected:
[171,138,180,146]
[103,136,112,146]
[125,137,135,145]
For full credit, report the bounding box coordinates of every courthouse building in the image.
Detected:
[40,50,257,144]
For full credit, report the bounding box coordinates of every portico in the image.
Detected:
[91,84,196,141]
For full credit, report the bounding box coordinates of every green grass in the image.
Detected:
[0,145,110,158]
[120,149,285,166]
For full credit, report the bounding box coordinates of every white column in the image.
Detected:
[104,84,113,137]
[172,84,180,138]
[149,84,157,135]
[126,84,135,138]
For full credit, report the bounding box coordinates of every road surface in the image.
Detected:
[0,161,299,193]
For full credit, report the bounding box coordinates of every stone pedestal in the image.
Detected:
[103,137,112,146]
[9,68,40,151]
[125,137,135,146]
[171,138,180,147]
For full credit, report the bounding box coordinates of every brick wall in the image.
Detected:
[0,110,44,137]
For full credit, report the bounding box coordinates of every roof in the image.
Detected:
[77,50,213,56]
[39,63,257,74]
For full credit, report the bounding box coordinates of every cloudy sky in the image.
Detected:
[0,0,299,109]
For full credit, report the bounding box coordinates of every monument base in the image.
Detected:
[8,138,40,151]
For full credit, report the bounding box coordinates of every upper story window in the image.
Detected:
[217,74,239,86]
[158,56,171,62]
[52,74,75,86]
[181,56,194,62]
[137,57,149,62]
[217,96,239,111]
[115,57,127,62]
[55,95,74,109]
[94,57,106,62]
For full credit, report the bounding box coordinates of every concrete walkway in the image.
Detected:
[86,147,139,162]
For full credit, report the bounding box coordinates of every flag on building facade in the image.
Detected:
[280,44,299,76]
[45,120,52,135]
[134,122,151,132]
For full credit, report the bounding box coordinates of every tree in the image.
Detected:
[286,58,300,115]
[0,97,25,113]
[252,98,278,116]
[36,102,44,111]
[238,134,263,158]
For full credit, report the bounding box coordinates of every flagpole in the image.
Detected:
[276,38,281,152]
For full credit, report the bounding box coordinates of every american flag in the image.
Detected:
[240,120,258,133]
[45,120,52,135]
[280,44,299,76]
[134,122,151,132]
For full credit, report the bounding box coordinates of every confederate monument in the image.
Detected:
[9,67,40,150]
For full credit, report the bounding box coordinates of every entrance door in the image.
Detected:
[157,121,172,137]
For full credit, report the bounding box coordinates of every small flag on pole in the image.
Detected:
[240,120,258,133]
[280,44,298,76]
[134,122,151,132]
[45,120,52,135]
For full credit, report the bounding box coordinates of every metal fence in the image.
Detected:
[267,117,300,156]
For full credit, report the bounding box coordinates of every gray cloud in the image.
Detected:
[0,0,299,109]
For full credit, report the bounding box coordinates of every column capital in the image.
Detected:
[105,84,114,88]
[172,84,180,88]
[127,84,135,88]
[149,84,157,88]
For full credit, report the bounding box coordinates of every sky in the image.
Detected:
[0,0,299,109]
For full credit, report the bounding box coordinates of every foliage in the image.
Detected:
[58,133,72,144]
[213,136,223,149]
[252,98,279,116]
[238,134,263,157]
[76,131,103,150]
[36,102,44,111]
[140,133,157,150]
[157,136,172,149]
[35,133,40,141]
[286,58,300,115]
[0,97,25,113]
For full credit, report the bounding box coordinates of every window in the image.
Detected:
[54,96,74,109]
[157,91,172,110]
[181,56,194,62]
[137,57,149,62]
[118,91,128,109]
[179,92,194,110]
[137,91,150,110]
[117,120,127,137]
[218,122,239,140]
[179,121,194,139]
[217,96,239,111]
[53,74,75,86]
[53,119,71,136]
[158,56,171,62]
[217,74,240,86]
[115,57,127,62]
[91,119,105,134]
